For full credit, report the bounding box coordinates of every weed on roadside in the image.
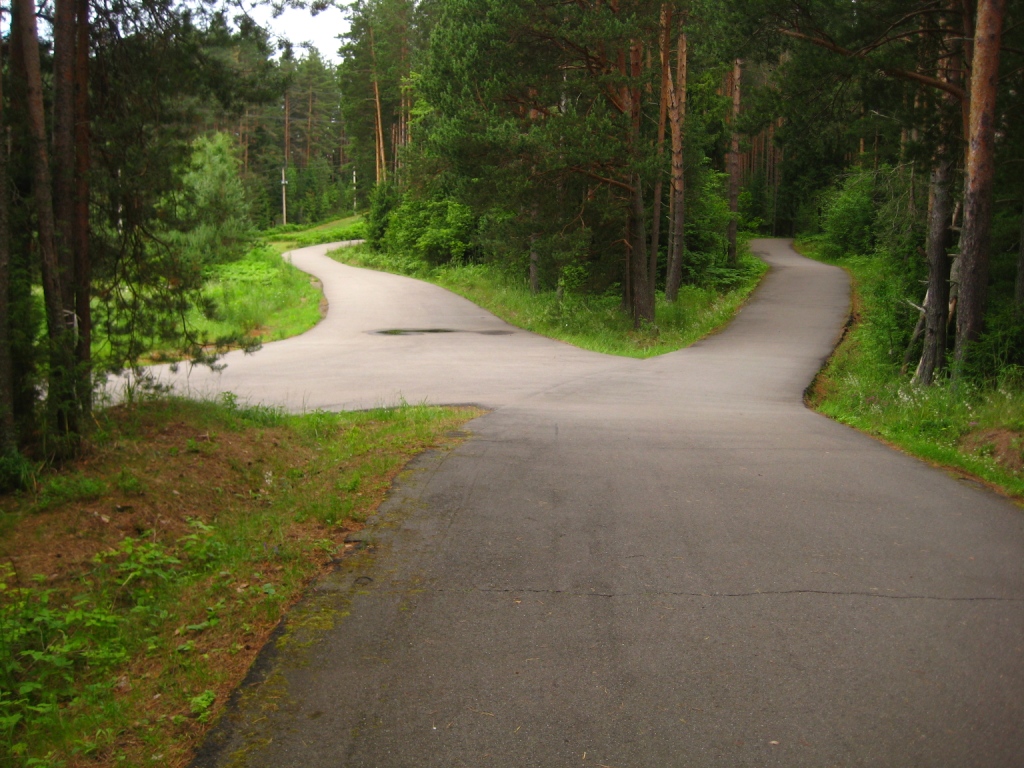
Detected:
[0,396,481,767]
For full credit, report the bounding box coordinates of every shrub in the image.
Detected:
[820,170,877,258]
[384,197,478,265]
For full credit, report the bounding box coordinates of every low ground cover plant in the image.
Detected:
[799,239,1024,500]
[0,396,479,767]
[333,244,767,359]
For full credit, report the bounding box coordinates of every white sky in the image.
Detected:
[243,3,350,63]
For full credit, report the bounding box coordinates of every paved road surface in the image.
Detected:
[188,239,1023,767]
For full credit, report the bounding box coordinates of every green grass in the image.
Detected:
[331,243,768,358]
[263,215,366,251]
[0,395,481,767]
[188,245,323,346]
[798,238,1024,500]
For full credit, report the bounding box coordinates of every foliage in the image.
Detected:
[163,133,255,267]
[384,197,477,265]
[333,242,767,358]
[366,182,400,251]
[801,240,1024,499]
[818,169,878,259]
[188,244,323,348]
[0,397,480,765]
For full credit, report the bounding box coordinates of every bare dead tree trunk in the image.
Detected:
[915,156,954,385]
[665,30,687,302]
[954,0,1005,370]
[726,58,742,267]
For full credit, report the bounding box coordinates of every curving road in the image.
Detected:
[190,239,1023,767]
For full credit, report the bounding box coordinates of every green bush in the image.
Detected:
[366,183,400,251]
[384,197,478,265]
[820,170,877,258]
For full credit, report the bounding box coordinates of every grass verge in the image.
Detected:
[330,244,768,358]
[0,396,481,767]
[185,245,324,349]
[798,237,1024,501]
[142,217,366,364]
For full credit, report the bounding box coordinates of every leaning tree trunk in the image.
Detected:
[726,58,742,267]
[664,31,687,302]
[915,156,954,385]
[18,0,80,454]
[954,0,1005,371]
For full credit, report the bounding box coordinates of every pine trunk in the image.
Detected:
[74,0,91,415]
[370,27,387,184]
[1015,206,1024,310]
[915,156,953,385]
[665,32,687,302]
[628,42,654,327]
[18,0,79,451]
[726,58,742,267]
[0,7,15,455]
[954,0,1005,369]
[53,0,76,314]
[649,5,672,295]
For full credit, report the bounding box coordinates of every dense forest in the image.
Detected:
[1,0,1022,478]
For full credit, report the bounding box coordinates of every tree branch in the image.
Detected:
[777,28,968,102]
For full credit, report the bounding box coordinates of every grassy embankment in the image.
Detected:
[332,243,768,358]
[0,397,479,767]
[146,217,367,362]
[798,238,1024,501]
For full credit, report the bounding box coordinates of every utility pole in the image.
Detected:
[281,167,288,226]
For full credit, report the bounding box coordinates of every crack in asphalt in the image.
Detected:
[438,586,1023,602]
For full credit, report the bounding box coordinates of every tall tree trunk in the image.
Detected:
[665,31,687,302]
[726,58,742,267]
[529,204,540,295]
[370,26,387,184]
[630,177,655,327]
[0,8,15,456]
[53,0,76,314]
[915,156,954,385]
[649,5,672,296]
[18,0,79,452]
[954,0,1005,369]
[1015,204,1024,310]
[628,42,654,327]
[74,0,91,415]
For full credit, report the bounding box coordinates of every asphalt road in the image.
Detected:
[189,239,1023,767]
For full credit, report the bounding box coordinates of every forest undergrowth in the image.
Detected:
[799,239,1024,501]
[332,243,767,358]
[0,396,479,767]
